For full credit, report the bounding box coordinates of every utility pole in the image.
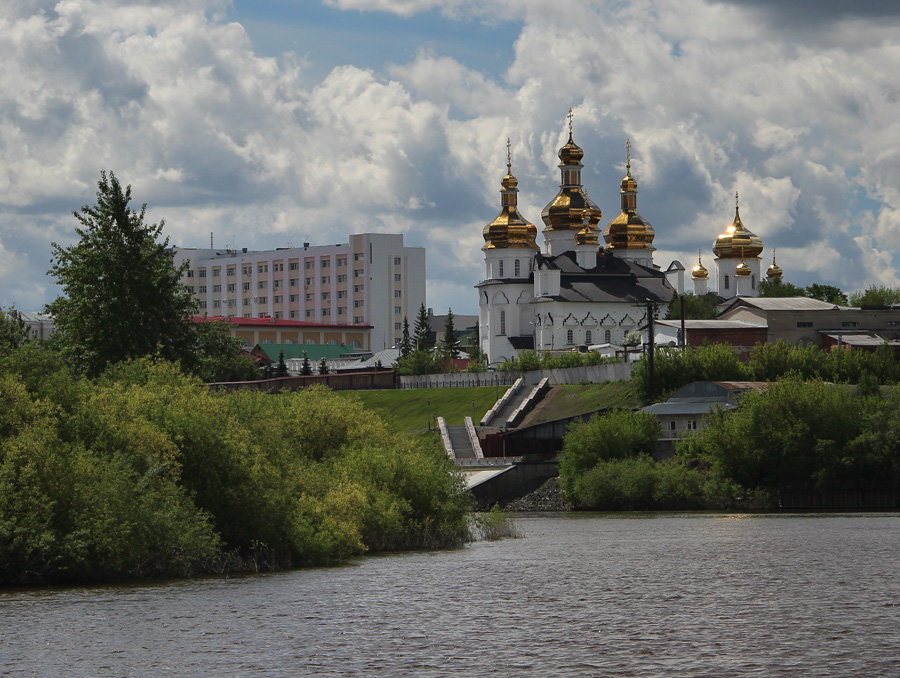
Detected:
[680,295,686,349]
[647,300,656,401]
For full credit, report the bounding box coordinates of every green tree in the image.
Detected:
[318,357,329,375]
[276,351,289,378]
[759,278,807,297]
[399,316,412,358]
[666,293,719,320]
[46,171,196,376]
[849,284,900,307]
[0,308,29,356]
[441,308,460,359]
[193,321,259,382]
[300,353,312,376]
[413,303,432,350]
[805,283,848,305]
[395,349,443,376]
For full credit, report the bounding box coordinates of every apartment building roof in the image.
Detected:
[192,315,372,329]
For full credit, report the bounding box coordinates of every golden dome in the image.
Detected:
[735,257,751,277]
[575,210,599,246]
[713,193,763,258]
[541,112,600,232]
[603,140,655,250]
[483,139,538,250]
[766,249,783,279]
[692,250,709,279]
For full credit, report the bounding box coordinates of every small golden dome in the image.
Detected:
[735,258,751,277]
[483,139,538,251]
[603,140,654,250]
[575,210,599,246]
[692,250,709,279]
[766,249,783,279]
[558,133,584,165]
[713,192,763,258]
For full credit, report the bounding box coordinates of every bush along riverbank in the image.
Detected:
[0,348,470,586]
[558,379,900,511]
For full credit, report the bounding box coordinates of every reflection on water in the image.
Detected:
[2,513,899,677]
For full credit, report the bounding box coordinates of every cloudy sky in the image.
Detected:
[3,0,900,314]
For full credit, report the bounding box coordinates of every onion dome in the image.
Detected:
[691,250,709,279]
[483,139,539,250]
[713,192,763,258]
[541,109,601,232]
[603,139,655,250]
[735,252,751,277]
[575,209,599,246]
[766,249,783,279]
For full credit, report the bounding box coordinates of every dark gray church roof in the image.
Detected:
[534,251,675,304]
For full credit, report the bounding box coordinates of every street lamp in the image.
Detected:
[427,397,432,431]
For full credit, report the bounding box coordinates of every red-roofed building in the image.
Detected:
[193,316,371,350]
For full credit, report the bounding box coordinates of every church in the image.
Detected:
[476,115,783,365]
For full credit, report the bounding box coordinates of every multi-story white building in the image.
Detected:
[173,233,425,351]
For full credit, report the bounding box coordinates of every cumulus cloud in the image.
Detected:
[2,0,900,316]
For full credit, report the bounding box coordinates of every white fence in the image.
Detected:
[398,362,632,389]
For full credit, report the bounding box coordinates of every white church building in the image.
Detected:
[476,119,784,366]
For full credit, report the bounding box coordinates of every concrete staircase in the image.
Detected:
[446,425,476,459]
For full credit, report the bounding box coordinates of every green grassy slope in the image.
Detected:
[518,381,639,427]
[338,386,504,431]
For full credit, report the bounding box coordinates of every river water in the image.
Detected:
[2,513,898,677]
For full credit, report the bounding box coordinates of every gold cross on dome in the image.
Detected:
[567,108,574,135]
[626,138,632,173]
[506,138,511,172]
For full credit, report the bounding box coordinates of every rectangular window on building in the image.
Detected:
[290,310,298,319]
[321,276,330,284]
[258,296,267,304]
[273,280,281,289]
[199,285,207,293]
[258,264,267,273]
[305,261,315,269]
[274,312,283,319]
[227,283,235,292]
[242,265,252,275]
[322,308,331,317]
[337,274,347,282]
[274,295,282,303]
[321,259,330,268]
[842,321,857,328]
[354,316,364,324]
[289,262,299,271]
[394,322,402,330]
[797,321,813,328]
[306,310,313,318]
[212,269,220,277]
[187,286,194,294]
[305,293,313,301]
[227,299,235,308]
[394,257,401,265]
[275,263,283,272]
[337,290,347,299]
[243,299,249,306]
[305,277,313,286]
[199,301,207,308]
[213,284,221,292]
[186,270,194,278]
[354,300,364,308]
[354,269,364,277]
[289,294,298,302]
[258,281,267,289]
[394,274,401,282]
[393,290,402,298]
[322,292,330,300]
[669,421,676,431]
[213,300,220,308]
[338,307,346,315]
[354,253,364,261]
[337,257,347,267]
[242,283,250,291]
[354,284,364,292]
[290,278,298,287]
[199,269,206,278]
[227,267,236,277]
[394,306,402,314]
[687,420,698,430]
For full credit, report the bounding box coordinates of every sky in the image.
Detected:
[3,0,900,315]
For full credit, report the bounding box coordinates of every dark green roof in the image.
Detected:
[254,343,355,361]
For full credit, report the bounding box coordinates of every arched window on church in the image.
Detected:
[605,329,611,343]
[585,330,592,344]
[724,275,730,290]
[498,260,504,277]
[751,275,756,290]
[499,310,506,336]
[514,259,520,277]
[566,329,574,345]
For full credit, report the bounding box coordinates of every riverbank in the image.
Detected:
[503,477,573,512]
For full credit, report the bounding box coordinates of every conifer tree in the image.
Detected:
[318,357,328,375]
[399,316,412,358]
[413,302,432,350]
[301,353,312,376]
[276,351,289,377]
[442,308,460,359]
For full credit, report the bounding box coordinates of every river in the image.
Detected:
[2,513,898,677]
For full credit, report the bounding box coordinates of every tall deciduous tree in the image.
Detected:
[46,171,196,376]
[849,284,900,307]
